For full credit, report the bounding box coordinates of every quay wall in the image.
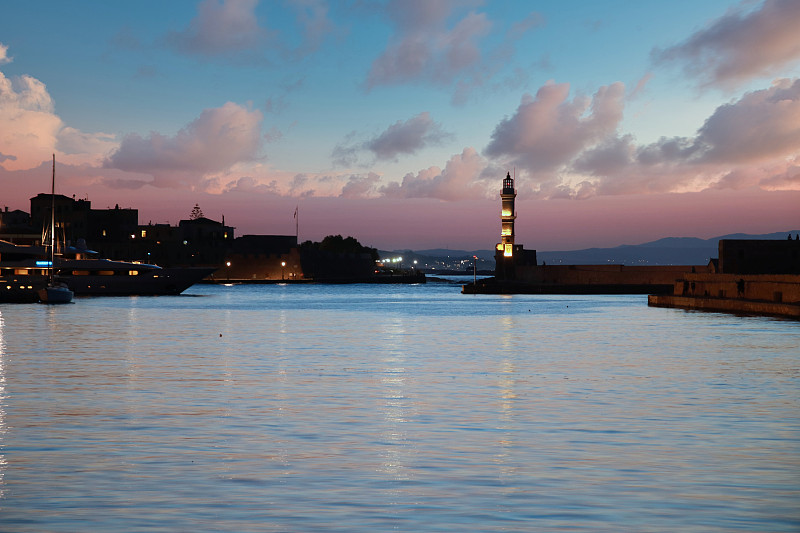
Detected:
[672,273,800,303]
[648,273,800,319]
[464,264,708,294]
[648,294,800,319]
[515,264,708,286]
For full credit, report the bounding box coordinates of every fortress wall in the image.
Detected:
[516,264,707,286]
[673,273,800,303]
[648,294,800,319]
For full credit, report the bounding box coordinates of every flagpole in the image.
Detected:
[294,205,299,243]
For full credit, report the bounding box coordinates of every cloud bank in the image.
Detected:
[366,0,490,89]
[653,0,800,88]
[166,0,271,58]
[104,102,264,188]
[333,112,449,166]
[481,78,800,199]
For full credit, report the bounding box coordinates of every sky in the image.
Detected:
[1,0,799,252]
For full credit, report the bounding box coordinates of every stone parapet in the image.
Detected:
[672,273,800,304]
[648,294,800,319]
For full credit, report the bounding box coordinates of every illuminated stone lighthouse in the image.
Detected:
[494,170,534,280]
[499,171,516,258]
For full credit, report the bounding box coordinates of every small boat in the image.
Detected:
[37,155,73,304]
[39,281,73,303]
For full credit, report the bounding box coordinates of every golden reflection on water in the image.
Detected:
[494,315,521,486]
[379,316,412,484]
[0,311,6,500]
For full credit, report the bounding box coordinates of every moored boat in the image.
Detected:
[56,257,215,295]
[38,154,73,304]
[0,240,214,297]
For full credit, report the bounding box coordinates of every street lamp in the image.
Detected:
[226,261,231,281]
[281,261,286,280]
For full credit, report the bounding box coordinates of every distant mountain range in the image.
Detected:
[385,231,800,268]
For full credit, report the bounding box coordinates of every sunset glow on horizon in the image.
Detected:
[1,0,799,251]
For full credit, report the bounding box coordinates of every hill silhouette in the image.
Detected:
[385,231,800,267]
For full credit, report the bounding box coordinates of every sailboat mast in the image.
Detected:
[49,154,56,281]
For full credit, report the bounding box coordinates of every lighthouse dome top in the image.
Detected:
[502,171,514,194]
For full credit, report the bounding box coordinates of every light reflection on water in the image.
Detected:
[0,282,798,532]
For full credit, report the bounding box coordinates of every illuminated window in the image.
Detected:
[501,228,511,236]
[501,209,512,217]
[102,229,107,237]
[141,230,147,238]
[128,270,139,276]
[504,244,513,257]
[496,244,503,251]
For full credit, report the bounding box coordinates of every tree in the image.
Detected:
[189,204,204,220]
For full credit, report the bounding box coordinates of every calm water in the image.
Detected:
[0,280,798,532]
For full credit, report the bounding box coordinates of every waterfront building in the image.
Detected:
[223,235,301,281]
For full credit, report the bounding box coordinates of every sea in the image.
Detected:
[0,279,798,532]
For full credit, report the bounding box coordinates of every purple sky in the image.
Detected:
[1,1,799,251]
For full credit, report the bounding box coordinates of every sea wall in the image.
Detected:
[670,273,800,303]
[648,273,800,319]
[464,264,708,294]
[648,294,800,319]
[516,264,707,286]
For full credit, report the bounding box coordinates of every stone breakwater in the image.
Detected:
[648,273,800,320]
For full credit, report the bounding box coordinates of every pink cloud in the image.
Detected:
[289,0,337,57]
[508,12,545,40]
[367,112,449,160]
[576,79,800,195]
[223,175,279,194]
[484,82,625,171]
[0,71,62,171]
[653,0,800,88]
[103,102,263,188]
[165,0,336,62]
[166,0,273,61]
[380,147,489,200]
[366,1,490,89]
[695,78,800,164]
[481,78,800,199]
[0,42,11,64]
[340,172,381,198]
[0,60,119,170]
[333,112,449,165]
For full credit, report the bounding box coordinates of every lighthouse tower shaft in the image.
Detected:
[493,171,536,281]
[499,172,516,257]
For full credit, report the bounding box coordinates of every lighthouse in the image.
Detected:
[493,171,535,280]
[499,171,516,257]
